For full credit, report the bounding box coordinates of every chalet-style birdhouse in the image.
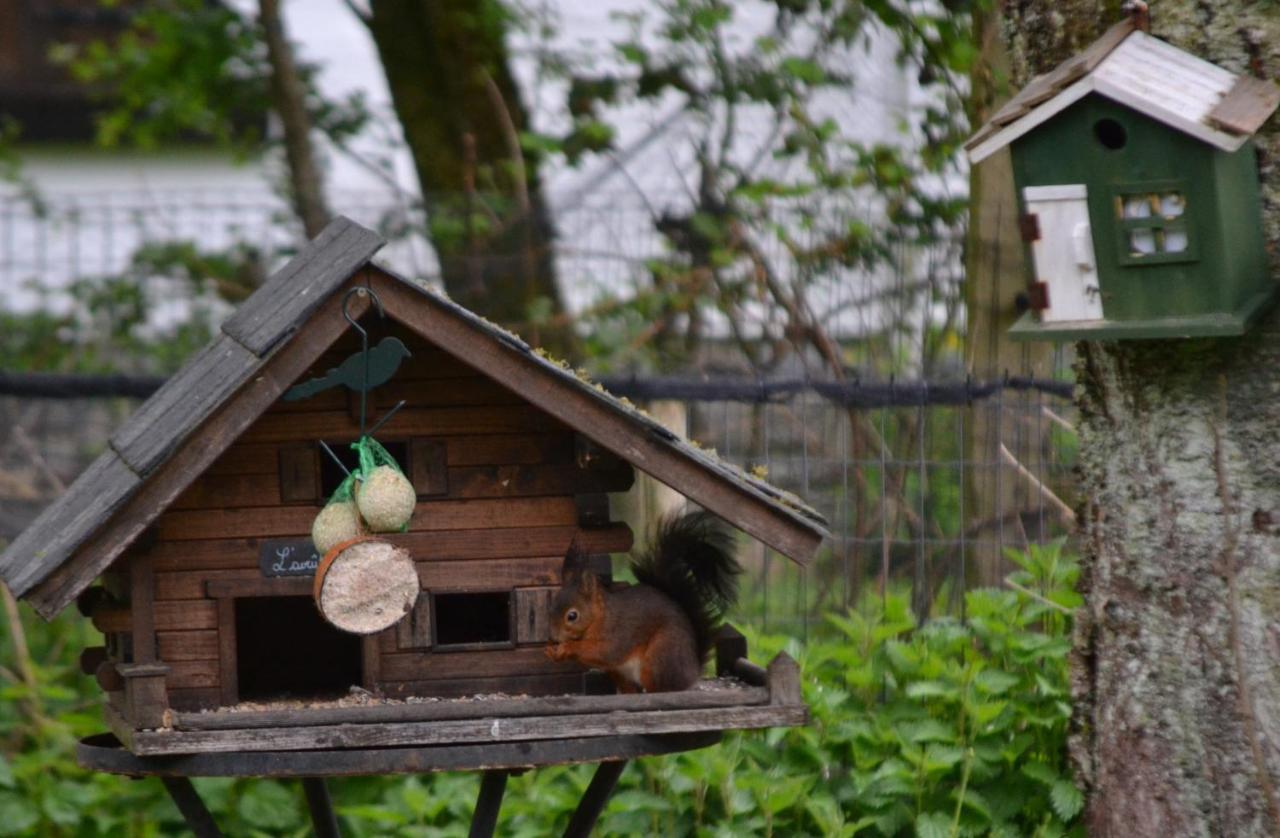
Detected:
[0,217,826,810]
[966,18,1280,340]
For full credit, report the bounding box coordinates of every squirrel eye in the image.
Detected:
[566,609,579,623]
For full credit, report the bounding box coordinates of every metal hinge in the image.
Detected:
[1019,213,1041,242]
[1027,282,1050,311]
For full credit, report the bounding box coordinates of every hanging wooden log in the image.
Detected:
[313,538,419,635]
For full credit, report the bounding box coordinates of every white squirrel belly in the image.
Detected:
[616,654,644,688]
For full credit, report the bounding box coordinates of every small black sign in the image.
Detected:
[259,539,322,577]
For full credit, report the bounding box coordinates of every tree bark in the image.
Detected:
[259,0,331,239]
[364,0,569,353]
[994,1,1280,833]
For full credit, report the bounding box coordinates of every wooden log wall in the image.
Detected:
[105,322,634,712]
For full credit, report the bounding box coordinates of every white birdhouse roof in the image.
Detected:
[966,20,1280,164]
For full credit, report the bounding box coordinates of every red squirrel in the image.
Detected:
[546,510,740,693]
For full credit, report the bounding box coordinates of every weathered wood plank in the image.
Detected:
[77,729,723,776]
[110,335,260,476]
[205,577,311,599]
[217,599,237,707]
[379,647,582,682]
[149,524,629,578]
[27,285,372,619]
[166,660,219,690]
[239,405,566,444]
[157,631,220,661]
[410,438,448,496]
[396,593,432,649]
[170,463,633,511]
[368,270,827,564]
[222,217,385,356]
[380,673,585,700]
[0,452,141,597]
[277,444,319,503]
[514,587,556,644]
[131,552,156,662]
[168,687,224,712]
[206,444,283,476]
[268,376,523,413]
[155,497,579,542]
[1208,74,1280,135]
[175,681,766,729]
[129,703,808,755]
[95,600,219,632]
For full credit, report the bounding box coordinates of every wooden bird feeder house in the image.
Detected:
[0,218,828,835]
[966,17,1280,341]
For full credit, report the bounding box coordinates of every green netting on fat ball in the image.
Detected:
[352,435,405,477]
[326,471,359,505]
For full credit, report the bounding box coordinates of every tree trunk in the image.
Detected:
[995,1,1280,833]
[365,0,570,353]
[259,0,331,238]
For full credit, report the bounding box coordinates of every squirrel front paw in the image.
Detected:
[545,643,569,661]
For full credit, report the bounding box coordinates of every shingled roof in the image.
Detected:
[0,217,828,619]
[967,19,1280,164]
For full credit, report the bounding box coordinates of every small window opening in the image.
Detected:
[235,597,361,701]
[318,439,409,499]
[1115,191,1190,257]
[1094,118,1127,150]
[434,592,512,648]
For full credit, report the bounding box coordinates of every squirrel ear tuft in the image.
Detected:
[562,539,588,584]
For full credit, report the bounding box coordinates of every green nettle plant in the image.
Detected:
[0,541,1081,836]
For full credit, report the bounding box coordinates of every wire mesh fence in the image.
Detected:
[0,190,1077,633]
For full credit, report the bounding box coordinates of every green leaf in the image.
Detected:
[1050,779,1084,821]
[974,669,1020,696]
[1021,761,1059,786]
[915,810,952,838]
[0,756,13,789]
[0,792,38,836]
[236,780,300,830]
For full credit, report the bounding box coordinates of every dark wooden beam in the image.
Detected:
[468,771,508,838]
[160,777,223,838]
[302,778,342,838]
[562,761,626,838]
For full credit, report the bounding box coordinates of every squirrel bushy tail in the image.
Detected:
[631,510,741,663]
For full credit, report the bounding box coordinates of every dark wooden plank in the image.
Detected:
[91,607,131,634]
[129,703,808,755]
[514,587,556,644]
[379,672,584,700]
[155,497,580,542]
[270,376,524,413]
[157,631,220,661]
[714,625,748,677]
[222,217,385,356]
[369,270,826,564]
[469,771,508,838]
[77,730,723,777]
[380,648,582,682]
[445,463,634,500]
[96,661,124,692]
[396,593,432,649]
[103,703,136,751]
[278,444,319,503]
[27,285,373,619]
[149,524,629,578]
[169,687,224,713]
[167,660,219,690]
[1208,74,1280,135]
[731,658,768,687]
[574,494,611,528]
[362,634,380,689]
[302,778,341,838]
[131,552,156,662]
[110,335,259,476]
[176,680,768,731]
[0,452,141,598]
[410,438,449,496]
[206,443,289,476]
[205,577,311,599]
[119,663,171,729]
[80,646,108,675]
[161,776,225,838]
[239,405,566,444]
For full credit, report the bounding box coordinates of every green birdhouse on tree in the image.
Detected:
[966,14,1280,341]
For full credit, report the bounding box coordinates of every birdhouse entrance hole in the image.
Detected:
[235,596,362,701]
[1093,118,1128,150]
[318,439,409,498]
[433,592,512,649]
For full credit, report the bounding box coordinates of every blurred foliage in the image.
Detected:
[0,541,1081,836]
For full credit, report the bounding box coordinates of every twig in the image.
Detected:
[1210,377,1280,829]
[1004,578,1073,614]
[999,442,1076,525]
[1,583,48,731]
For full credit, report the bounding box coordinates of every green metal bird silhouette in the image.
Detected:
[283,337,412,402]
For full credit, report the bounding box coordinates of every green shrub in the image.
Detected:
[0,541,1082,836]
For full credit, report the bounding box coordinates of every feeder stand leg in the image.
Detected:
[303,777,342,838]
[468,770,509,838]
[563,760,627,838]
[160,777,223,838]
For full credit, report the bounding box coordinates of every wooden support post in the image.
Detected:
[302,778,342,838]
[767,652,802,705]
[118,663,170,729]
[160,777,223,838]
[714,624,748,676]
[563,760,626,838]
[468,770,508,838]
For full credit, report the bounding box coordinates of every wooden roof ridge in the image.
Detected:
[0,216,385,607]
[363,265,829,558]
[966,21,1279,163]
[0,218,827,620]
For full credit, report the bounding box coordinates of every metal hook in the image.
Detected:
[341,286,387,436]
